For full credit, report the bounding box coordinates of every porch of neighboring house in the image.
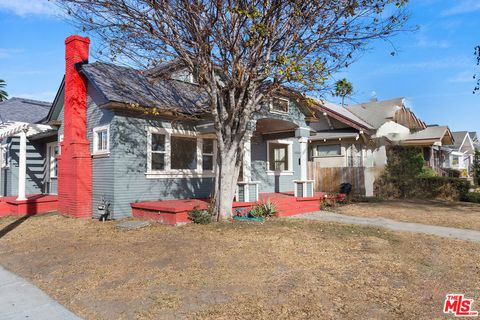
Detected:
[131,191,327,225]
[0,121,59,216]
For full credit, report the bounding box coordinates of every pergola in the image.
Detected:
[0,121,55,201]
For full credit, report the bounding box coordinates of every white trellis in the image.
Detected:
[0,121,54,200]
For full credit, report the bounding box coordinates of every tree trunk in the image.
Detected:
[212,141,242,221]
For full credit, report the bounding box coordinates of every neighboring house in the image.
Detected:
[347,98,454,175]
[442,131,476,178]
[470,131,480,151]
[0,98,55,198]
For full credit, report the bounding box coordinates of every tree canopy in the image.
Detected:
[334,78,353,107]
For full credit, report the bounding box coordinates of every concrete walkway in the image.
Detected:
[290,212,480,242]
[0,266,81,320]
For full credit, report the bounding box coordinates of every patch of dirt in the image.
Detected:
[334,199,480,231]
[0,212,479,319]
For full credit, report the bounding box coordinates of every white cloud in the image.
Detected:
[0,0,59,17]
[449,70,476,83]
[0,48,22,59]
[441,0,480,16]
[414,36,450,49]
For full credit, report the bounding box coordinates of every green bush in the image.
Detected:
[375,176,471,201]
[418,166,437,178]
[386,146,424,178]
[188,207,212,224]
[250,200,277,218]
[464,192,480,203]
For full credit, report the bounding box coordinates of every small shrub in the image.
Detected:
[464,192,480,204]
[418,166,437,178]
[188,207,212,224]
[250,200,277,218]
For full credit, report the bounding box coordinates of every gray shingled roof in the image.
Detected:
[449,131,469,149]
[347,97,404,129]
[80,62,209,115]
[317,100,374,130]
[405,126,449,141]
[0,97,51,123]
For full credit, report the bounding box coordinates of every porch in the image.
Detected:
[131,192,326,225]
[0,194,58,217]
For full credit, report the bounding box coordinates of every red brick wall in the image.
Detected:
[57,35,92,218]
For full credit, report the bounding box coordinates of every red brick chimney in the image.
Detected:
[57,35,92,218]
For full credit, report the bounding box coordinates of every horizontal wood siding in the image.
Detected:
[86,85,115,218]
[110,115,214,219]
[308,162,366,195]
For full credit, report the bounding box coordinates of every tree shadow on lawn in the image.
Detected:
[0,215,31,239]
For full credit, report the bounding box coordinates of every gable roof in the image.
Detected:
[402,125,453,145]
[450,131,469,150]
[79,61,209,116]
[0,97,51,124]
[308,99,374,133]
[347,97,426,130]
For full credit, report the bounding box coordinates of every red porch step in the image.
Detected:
[131,193,324,225]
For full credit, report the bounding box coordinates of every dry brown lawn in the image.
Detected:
[335,199,480,231]
[0,212,479,320]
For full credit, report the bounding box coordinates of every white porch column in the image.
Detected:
[242,132,252,182]
[299,136,308,181]
[16,129,27,201]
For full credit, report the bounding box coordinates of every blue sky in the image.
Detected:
[0,0,479,133]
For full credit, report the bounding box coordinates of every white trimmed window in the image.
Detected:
[146,127,216,177]
[46,142,59,179]
[93,125,110,155]
[202,138,215,171]
[1,143,10,168]
[316,144,341,157]
[270,97,289,114]
[267,139,293,175]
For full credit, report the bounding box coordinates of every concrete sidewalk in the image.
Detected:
[290,212,480,242]
[0,266,81,320]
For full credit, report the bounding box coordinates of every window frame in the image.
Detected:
[314,143,343,158]
[92,125,110,156]
[270,97,289,114]
[1,142,10,168]
[266,139,293,176]
[46,141,59,179]
[146,127,216,178]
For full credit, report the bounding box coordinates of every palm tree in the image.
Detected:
[334,78,353,108]
[0,79,8,102]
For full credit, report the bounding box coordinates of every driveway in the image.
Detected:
[290,212,480,242]
[0,266,80,320]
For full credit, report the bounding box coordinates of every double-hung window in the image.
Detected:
[147,128,216,177]
[202,139,215,171]
[93,125,110,155]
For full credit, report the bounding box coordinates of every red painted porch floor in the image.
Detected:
[0,195,58,217]
[131,192,326,225]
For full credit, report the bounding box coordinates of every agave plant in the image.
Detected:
[0,79,8,102]
[251,200,277,218]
